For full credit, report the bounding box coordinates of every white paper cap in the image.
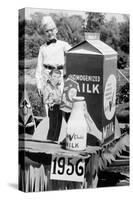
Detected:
[41,16,56,28]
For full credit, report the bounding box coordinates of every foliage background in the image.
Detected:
[19,10,129,116]
[19,11,129,67]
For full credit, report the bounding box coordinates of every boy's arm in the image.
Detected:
[43,86,54,106]
[53,89,62,104]
[43,86,50,104]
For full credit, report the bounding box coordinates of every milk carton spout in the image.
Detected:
[84,32,100,40]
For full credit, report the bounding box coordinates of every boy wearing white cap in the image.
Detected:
[36,16,71,97]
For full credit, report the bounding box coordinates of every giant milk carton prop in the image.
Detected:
[66,33,117,144]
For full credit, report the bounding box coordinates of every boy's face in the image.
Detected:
[50,72,61,86]
[44,24,57,41]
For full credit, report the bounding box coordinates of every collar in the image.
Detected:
[47,79,60,88]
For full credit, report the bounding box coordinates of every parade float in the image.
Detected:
[19,33,129,192]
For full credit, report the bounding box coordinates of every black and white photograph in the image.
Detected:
[18,7,129,192]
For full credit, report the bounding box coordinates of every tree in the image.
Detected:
[84,12,129,69]
[85,12,105,32]
[19,11,129,67]
[101,17,120,50]
[119,15,129,54]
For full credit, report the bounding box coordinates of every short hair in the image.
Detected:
[49,69,61,76]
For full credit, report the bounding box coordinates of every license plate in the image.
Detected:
[50,155,85,182]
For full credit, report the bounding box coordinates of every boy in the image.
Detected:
[43,69,62,141]
[36,15,71,96]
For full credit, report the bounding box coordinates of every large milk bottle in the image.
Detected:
[66,96,87,151]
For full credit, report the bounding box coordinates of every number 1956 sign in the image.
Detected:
[50,155,85,182]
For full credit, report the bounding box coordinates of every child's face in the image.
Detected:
[50,72,61,86]
[44,24,57,41]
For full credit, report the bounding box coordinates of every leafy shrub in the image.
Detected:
[116,83,129,104]
[26,84,46,116]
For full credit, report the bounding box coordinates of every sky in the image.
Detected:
[23,7,126,22]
